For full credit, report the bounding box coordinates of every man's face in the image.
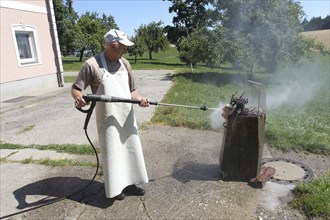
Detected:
[105,42,127,61]
[115,43,127,57]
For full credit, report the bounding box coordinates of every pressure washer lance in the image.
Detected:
[82,94,220,111]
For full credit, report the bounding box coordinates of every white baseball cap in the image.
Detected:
[104,29,134,46]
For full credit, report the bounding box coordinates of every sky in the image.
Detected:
[72,0,330,37]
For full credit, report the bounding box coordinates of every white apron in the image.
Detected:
[95,53,148,198]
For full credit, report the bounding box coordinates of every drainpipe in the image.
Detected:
[46,0,64,87]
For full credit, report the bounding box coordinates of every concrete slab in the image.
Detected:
[0,149,18,159]
[1,148,96,164]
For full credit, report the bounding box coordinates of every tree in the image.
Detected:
[164,0,219,45]
[204,26,225,68]
[302,15,330,31]
[211,0,306,73]
[177,28,210,69]
[75,12,118,61]
[301,18,309,30]
[163,25,187,45]
[53,0,78,56]
[304,16,323,31]
[127,35,146,63]
[53,0,118,59]
[321,15,330,29]
[100,13,118,31]
[76,12,103,61]
[135,21,169,60]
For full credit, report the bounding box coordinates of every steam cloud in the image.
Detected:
[210,102,226,130]
[209,60,328,130]
[266,62,328,112]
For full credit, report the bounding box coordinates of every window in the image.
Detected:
[11,24,41,66]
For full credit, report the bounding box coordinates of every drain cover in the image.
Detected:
[262,157,314,184]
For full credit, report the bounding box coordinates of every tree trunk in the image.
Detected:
[249,64,254,75]
[79,48,85,62]
[149,50,153,60]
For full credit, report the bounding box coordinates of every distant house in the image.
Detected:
[0,0,63,102]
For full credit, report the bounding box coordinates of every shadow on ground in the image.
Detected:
[13,177,114,210]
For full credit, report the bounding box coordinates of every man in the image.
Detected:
[71,29,149,200]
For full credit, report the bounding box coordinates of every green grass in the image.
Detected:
[64,75,77,83]
[62,47,186,84]
[289,172,330,220]
[149,53,330,155]
[265,54,330,155]
[62,47,186,72]
[1,143,101,173]
[20,157,97,167]
[151,67,242,129]
[265,99,329,155]
[126,47,186,70]
[16,124,35,134]
[0,142,99,155]
[62,56,88,71]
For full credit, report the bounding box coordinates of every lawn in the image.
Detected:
[62,47,186,72]
[149,54,329,156]
[265,54,329,155]
[290,172,330,219]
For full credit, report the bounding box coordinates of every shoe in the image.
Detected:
[114,192,125,200]
[125,185,145,196]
